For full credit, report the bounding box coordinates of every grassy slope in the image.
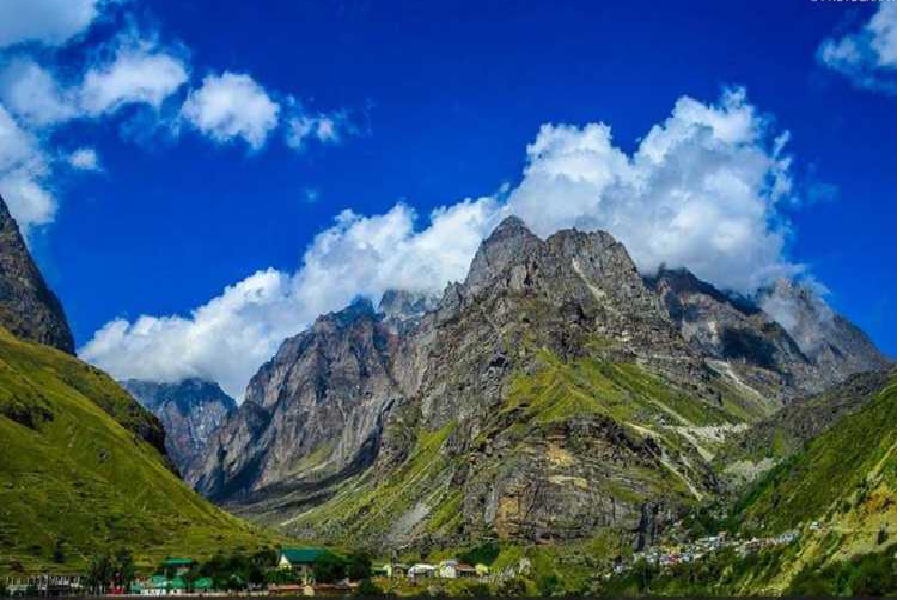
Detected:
[726,377,897,594]
[280,349,762,554]
[0,328,282,574]
[735,378,896,534]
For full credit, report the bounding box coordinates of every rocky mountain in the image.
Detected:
[187,298,402,499]
[122,378,237,477]
[646,267,888,401]
[0,194,74,353]
[194,216,889,553]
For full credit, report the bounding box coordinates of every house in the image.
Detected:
[371,564,390,578]
[375,562,408,579]
[161,558,196,577]
[143,575,169,596]
[193,577,214,592]
[777,531,799,544]
[278,548,327,584]
[407,564,436,581]
[438,559,459,578]
[456,564,477,578]
[169,577,187,594]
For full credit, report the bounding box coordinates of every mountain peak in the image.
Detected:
[488,214,534,240]
[0,195,74,353]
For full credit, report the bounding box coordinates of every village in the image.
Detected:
[0,520,824,598]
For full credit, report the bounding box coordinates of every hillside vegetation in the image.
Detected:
[257,349,764,549]
[0,328,282,574]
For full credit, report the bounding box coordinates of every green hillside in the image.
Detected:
[724,376,897,594]
[250,349,765,548]
[0,327,282,574]
[734,376,896,534]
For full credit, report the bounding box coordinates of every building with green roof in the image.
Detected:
[169,577,187,593]
[278,548,328,585]
[193,577,214,591]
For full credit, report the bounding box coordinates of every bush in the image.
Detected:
[459,542,500,566]
[346,552,373,581]
[356,578,383,597]
[313,552,346,583]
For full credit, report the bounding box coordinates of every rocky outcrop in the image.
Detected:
[378,289,439,335]
[0,194,74,353]
[189,299,402,500]
[646,267,889,400]
[122,378,236,477]
[717,367,896,475]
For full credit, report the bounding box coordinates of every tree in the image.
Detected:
[87,553,115,594]
[346,552,373,582]
[313,553,346,583]
[356,578,383,597]
[115,548,135,590]
[52,538,65,564]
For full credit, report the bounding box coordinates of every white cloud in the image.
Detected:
[818,2,897,93]
[68,147,101,171]
[180,72,280,150]
[80,33,189,115]
[0,106,55,233]
[0,58,77,126]
[81,199,498,397]
[0,0,101,48]
[81,89,804,398]
[505,87,799,292]
[285,108,354,150]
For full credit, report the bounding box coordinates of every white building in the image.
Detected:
[407,564,436,580]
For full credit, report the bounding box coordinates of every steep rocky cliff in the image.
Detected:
[195,217,889,552]
[188,299,403,499]
[0,194,74,353]
[646,268,887,401]
[122,378,236,477]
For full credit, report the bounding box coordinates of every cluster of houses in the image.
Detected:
[130,558,213,596]
[3,574,84,597]
[4,524,821,597]
[371,559,489,582]
[606,529,801,578]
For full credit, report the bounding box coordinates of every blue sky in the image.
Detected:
[0,0,895,396]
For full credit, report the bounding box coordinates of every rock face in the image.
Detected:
[646,267,888,400]
[122,378,236,477]
[195,216,889,551]
[0,195,74,353]
[188,299,404,500]
[718,367,896,481]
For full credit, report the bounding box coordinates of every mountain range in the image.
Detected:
[183,215,889,554]
[0,193,893,593]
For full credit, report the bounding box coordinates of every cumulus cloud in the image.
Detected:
[505,87,798,292]
[0,0,101,48]
[80,32,189,115]
[0,29,187,231]
[818,2,897,93]
[0,106,55,233]
[82,89,806,397]
[0,58,77,126]
[180,72,280,150]
[81,199,498,397]
[68,147,101,171]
